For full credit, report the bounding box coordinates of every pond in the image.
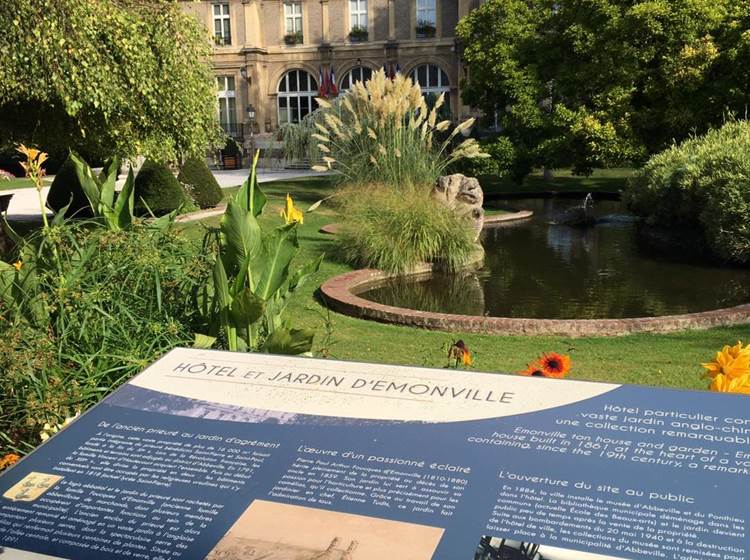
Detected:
[357,197,750,319]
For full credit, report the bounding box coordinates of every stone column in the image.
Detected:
[387,0,396,40]
[321,0,329,43]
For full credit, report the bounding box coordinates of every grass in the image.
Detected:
[179,175,750,392]
[480,167,635,196]
[0,177,44,191]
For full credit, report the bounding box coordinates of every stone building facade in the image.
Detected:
[181,0,483,143]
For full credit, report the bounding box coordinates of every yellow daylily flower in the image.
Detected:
[12,261,22,272]
[281,194,304,224]
[16,144,41,162]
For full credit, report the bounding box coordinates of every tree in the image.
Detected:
[0,0,222,162]
[457,0,750,175]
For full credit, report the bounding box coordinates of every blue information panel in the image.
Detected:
[1,349,749,560]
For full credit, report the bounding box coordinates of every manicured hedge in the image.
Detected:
[46,156,93,217]
[134,159,187,216]
[177,156,223,209]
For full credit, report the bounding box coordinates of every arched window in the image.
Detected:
[410,64,449,96]
[278,69,318,125]
[339,66,373,91]
[410,64,451,117]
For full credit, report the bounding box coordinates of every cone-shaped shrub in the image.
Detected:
[134,159,187,216]
[46,156,93,217]
[177,156,223,209]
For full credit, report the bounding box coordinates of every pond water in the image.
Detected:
[357,197,750,319]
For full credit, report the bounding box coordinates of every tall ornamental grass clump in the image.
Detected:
[312,69,486,187]
[625,121,750,264]
[335,184,478,274]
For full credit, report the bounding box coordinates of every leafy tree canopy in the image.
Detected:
[0,0,222,162]
[457,0,750,174]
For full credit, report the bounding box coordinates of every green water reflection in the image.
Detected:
[360,198,750,319]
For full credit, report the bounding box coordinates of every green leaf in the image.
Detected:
[193,333,217,349]
[98,156,121,210]
[234,151,266,217]
[69,151,102,214]
[51,198,72,226]
[229,287,266,325]
[212,253,232,313]
[220,200,262,274]
[252,223,298,301]
[261,328,315,355]
[112,166,135,230]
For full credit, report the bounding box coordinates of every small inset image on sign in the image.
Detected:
[474,536,629,559]
[2,472,63,503]
[205,499,444,560]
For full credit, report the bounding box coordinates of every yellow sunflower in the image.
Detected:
[710,373,750,396]
[702,341,750,379]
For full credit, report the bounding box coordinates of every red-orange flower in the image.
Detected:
[519,362,545,377]
[0,453,20,470]
[539,352,571,378]
[518,352,572,379]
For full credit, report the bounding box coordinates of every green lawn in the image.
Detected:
[179,175,750,393]
[480,167,635,196]
[0,177,41,191]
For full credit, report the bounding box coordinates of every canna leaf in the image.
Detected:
[220,200,262,275]
[229,287,266,325]
[261,327,315,355]
[252,223,297,301]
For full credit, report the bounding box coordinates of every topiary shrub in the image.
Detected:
[134,159,187,216]
[624,121,750,264]
[177,156,223,209]
[46,155,93,217]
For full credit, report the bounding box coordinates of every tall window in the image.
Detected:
[284,2,303,35]
[416,0,436,36]
[217,76,237,136]
[278,70,318,125]
[410,64,450,117]
[213,3,231,46]
[349,0,367,30]
[340,66,373,91]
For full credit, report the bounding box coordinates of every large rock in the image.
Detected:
[432,174,485,240]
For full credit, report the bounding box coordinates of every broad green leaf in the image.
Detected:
[112,166,135,230]
[261,328,315,355]
[212,253,232,313]
[234,151,266,217]
[98,156,121,209]
[69,151,102,214]
[229,287,265,325]
[193,333,217,349]
[220,200,261,274]
[287,253,323,294]
[252,223,298,301]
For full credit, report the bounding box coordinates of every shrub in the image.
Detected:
[46,155,94,217]
[624,121,750,264]
[450,136,521,179]
[178,156,223,209]
[335,184,478,274]
[313,69,486,188]
[0,222,209,454]
[134,159,188,216]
